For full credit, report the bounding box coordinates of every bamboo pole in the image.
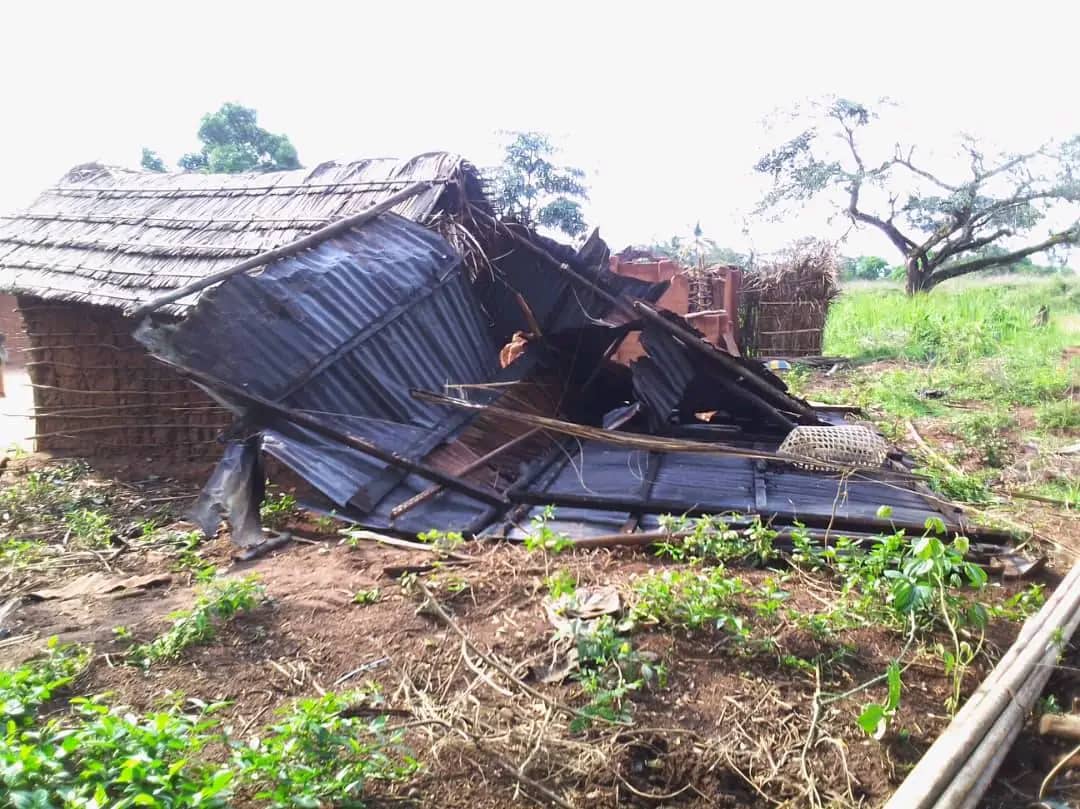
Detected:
[884,560,1080,809]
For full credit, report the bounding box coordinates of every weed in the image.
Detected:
[655,514,777,566]
[857,661,902,739]
[1039,694,1064,715]
[953,409,1015,467]
[0,536,43,568]
[232,688,420,807]
[524,506,573,554]
[990,584,1046,621]
[129,575,265,666]
[260,491,298,530]
[1037,399,1080,431]
[353,587,381,606]
[415,528,465,554]
[569,616,665,732]
[0,638,88,726]
[544,568,577,600]
[65,507,114,547]
[631,565,749,637]
[313,510,339,533]
[2,695,233,808]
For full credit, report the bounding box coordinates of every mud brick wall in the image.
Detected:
[17,296,231,458]
[0,293,31,364]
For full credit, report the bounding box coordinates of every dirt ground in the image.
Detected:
[1,460,1072,808]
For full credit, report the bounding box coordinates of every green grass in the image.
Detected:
[826,277,1080,364]
[819,278,1079,497]
[824,278,1078,412]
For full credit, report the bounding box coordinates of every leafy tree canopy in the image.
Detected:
[178,102,301,174]
[492,131,588,238]
[755,98,1080,292]
[839,255,892,281]
[140,147,166,173]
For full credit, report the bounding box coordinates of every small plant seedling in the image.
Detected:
[545,569,577,600]
[524,506,573,554]
[64,507,113,547]
[128,575,265,666]
[353,587,381,606]
[313,510,339,533]
[260,491,299,530]
[858,661,902,739]
[416,529,465,554]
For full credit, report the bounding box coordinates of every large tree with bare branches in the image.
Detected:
[755,99,1080,292]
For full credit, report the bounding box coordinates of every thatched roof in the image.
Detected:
[0,152,484,314]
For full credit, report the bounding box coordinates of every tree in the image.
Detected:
[492,131,588,238]
[179,102,301,174]
[839,255,891,281]
[755,98,1080,293]
[140,147,166,172]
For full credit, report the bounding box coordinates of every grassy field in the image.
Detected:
[797,275,1080,507]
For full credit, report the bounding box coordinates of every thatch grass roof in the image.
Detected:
[0,152,484,314]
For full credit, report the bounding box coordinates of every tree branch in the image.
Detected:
[931,228,1012,267]
[892,148,960,192]
[927,226,1080,287]
[844,129,917,253]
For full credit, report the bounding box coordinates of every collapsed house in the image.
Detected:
[1,155,992,548]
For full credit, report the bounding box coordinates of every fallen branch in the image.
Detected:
[906,420,963,477]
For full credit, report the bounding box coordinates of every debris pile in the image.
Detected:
[130,197,989,553]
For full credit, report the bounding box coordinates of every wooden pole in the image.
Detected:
[884,560,1080,809]
[130,180,436,318]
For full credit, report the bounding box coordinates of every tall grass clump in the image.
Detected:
[824,277,1078,409]
[824,278,1077,363]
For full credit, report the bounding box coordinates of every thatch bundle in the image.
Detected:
[740,240,838,357]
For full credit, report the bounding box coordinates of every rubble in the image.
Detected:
[132,204,1000,552]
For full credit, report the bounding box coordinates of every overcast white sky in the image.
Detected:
[3,1,1079,262]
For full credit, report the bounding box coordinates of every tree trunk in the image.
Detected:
[905,256,932,294]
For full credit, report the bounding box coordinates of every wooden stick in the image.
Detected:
[1039,714,1080,741]
[906,420,963,477]
[389,428,544,520]
[884,559,1080,809]
[131,180,435,317]
[151,356,508,509]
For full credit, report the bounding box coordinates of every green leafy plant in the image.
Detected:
[568,617,665,733]
[129,576,265,666]
[0,638,88,726]
[544,569,577,600]
[857,661,902,739]
[231,689,419,807]
[655,514,777,566]
[415,529,465,554]
[353,588,381,606]
[65,507,114,547]
[524,506,573,554]
[1,696,234,808]
[630,565,749,637]
[260,492,298,531]
[1036,398,1080,431]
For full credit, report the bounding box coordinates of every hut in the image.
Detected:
[739,241,838,358]
[0,154,488,458]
